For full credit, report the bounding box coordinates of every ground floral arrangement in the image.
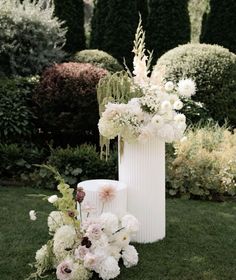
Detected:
[98,20,196,152]
[27,166,139,280]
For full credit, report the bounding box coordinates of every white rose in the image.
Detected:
[173,100,183,110]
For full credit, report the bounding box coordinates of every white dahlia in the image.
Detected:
[177,79,196,98]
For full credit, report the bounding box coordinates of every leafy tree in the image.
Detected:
[146,0,191,62]
[200,0,236,53]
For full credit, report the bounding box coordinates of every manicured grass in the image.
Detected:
[0,186,236,280]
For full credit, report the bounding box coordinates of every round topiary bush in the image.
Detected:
[33,62,108,146]
[154,44,236,126]
[0,0,66,76]
[73,49,123,73]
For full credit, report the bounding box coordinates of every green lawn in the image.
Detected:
[0,186,236,280]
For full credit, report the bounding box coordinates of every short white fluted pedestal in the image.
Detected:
[77,179,127,218]
[119,138,165,243]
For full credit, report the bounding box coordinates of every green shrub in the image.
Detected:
[0,0,66,76]
[54,0,85,53]
[33,62,108,146]
[0,77,39,144]
[154,44,236,126]
[0,144,46,180]
[73,49,123,73]
[201,0,236,53]
[146,0,191,62]
[166,124,236,200]
[28,144,118,189]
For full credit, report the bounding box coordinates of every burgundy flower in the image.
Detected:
[67,210,75,218]
[76,187,86,204]
[81,236,92,248]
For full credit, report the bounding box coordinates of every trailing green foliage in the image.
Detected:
[0,77,39,143]
[146,0,191,62]
[54,0,86,53]
[27,144,118,189]
[73,49,123,73]
[33,62,108,146]
[154,43,236,126]
[201,0,236,53]
[0,0,66,76]
[167,124,236,200]
[91,0,139,67]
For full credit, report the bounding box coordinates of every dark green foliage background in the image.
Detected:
[54,0,86,53]
[146,0,191,62]
[0,77,38,143]
[201,0,236,53]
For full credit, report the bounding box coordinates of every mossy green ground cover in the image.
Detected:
[0,186,236,280]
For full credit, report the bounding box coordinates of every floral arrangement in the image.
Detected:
[98,20,196,146]
[27,166,139,280]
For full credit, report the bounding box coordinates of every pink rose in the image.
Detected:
[56,260,73,280]
[74,246,89,260]
[86,224,102,240]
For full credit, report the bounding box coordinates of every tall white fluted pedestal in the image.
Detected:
[119,138,165,243]
[77,179,127,218]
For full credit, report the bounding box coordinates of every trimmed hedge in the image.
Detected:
[33,62,108,146]
[73,49,123,73]
[154,43,236,126]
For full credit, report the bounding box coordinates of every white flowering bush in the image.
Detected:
[27,166,139,280]
[98,21,196,148]
[0,0,66,76]
[166,124,236,199]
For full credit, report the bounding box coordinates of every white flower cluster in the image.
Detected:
[99,78,195,143]
[53,212,139,280]
[98,31,196,144]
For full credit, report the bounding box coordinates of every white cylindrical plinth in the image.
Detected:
[119,138,165,243]
[77,179,127,218]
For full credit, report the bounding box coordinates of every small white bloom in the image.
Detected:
[173,100,183,110]
[161,100,172,112]
[48,195,58,204]
[35,244,48,264]
[121,214,139,233]
[177,79,196,98]
[151,114,164,127]
[164,81,174,92]
[174,113,186,123]
[113,229,131,249]
[180,136,188,142]
[29,210,37,221]
[122,245,138,268]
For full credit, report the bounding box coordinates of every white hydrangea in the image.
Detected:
[158,124,175,143]
[96,256,120,280]
[108,245,121,262]
[177,79,196,98]
[48,211,67,233]
[122,245,138,268]
[53,225,76,261]
[99,213,119,234]
[121,214,139,233]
